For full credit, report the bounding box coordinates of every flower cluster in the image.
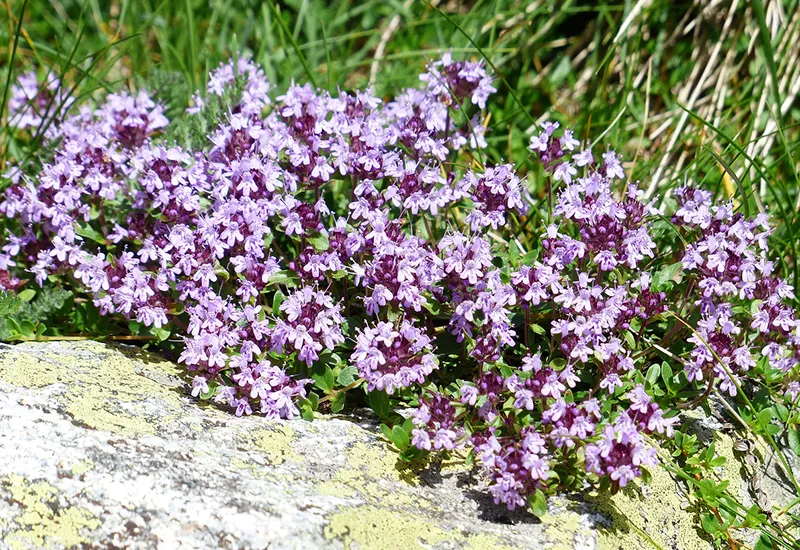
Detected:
[6,71,73,131]
[3,58,799,517]
[353,319,436,394]
[475,427,552,509]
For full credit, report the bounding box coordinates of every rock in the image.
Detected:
[0,341,797,549]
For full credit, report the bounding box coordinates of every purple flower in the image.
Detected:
[354,318,437,394]
[585,413,657,488]
[474,426,552,510]
[7,71,74,131]
[411,393,462,451]
[270,286,345,366]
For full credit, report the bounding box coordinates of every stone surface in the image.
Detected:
[0,341,797,549]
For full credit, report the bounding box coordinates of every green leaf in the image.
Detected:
[653,261,682,289]
[380,423,393,441]
[521,250,538,265]
[312,367,335,393]
[661,362,674,392]
[17,289,36,302]
[75,224,107,245]
[710,456,727,468]
[330,391,346,413]
[508,240,520,265]
[298,397,315,421]
[368,390,390,419]
[755,408,773,431]
[754,534,775,550]
[464,448,475,467]
[766,424,780,436]
[700,512,720,536]
[788,428,800,455]
[645,364,660,388]
[336,365,358,386]
[200,381,218,400]
[528,489,548,518]
[307,232,330,252]
[391,425,409,451]
[773,403,789,423]
[151,326,171,342]
[272,290,285,315]
[18,320,35,338]
[422,297,441,316]
[530,323,546,335]
[268,270,299,287]
[4,317,22,337]
[623,330,636,349]
[742,505,767,528]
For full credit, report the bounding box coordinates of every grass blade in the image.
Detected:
[267,0,318,88]
[184,0,198,90]
[0,0,30,170]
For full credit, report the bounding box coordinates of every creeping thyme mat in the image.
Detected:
[2,56,800,540]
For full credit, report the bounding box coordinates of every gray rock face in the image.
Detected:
[0,341,797,549]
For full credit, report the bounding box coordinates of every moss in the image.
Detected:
[2,475,100,550]
[0,342,185,436]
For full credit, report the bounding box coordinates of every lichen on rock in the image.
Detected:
[1,341,797,549]
[2,475,100,550]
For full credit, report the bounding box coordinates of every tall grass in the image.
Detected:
[2,1,799,236]
[2,0,798,237]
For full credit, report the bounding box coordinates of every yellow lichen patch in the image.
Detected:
[316,479,359,499]
[342,425,421,483]
[347,442,407,482]
[70,459,94,477]
[438,456,471,475]
[712,433,745,491]
[316,469,418,507]
[590,464,708,550]
[465,533,519,550]
[324,506,453,550]
[315,440,426,508]
[0,342,186,437]
[2,475,100,550]
[0,350,59,388]
[250,424,299,465]
[540,508,592,550]
[324,505,520,550]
